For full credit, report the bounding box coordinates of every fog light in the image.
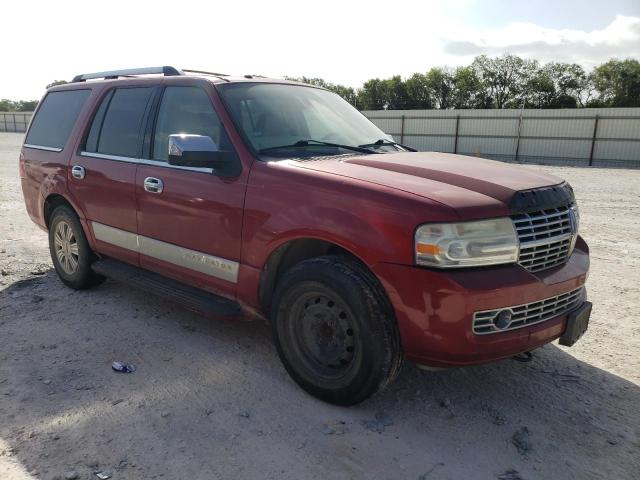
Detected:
[494,310,513,330]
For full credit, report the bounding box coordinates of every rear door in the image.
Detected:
[135,84,246,298]
[69,86,156,266]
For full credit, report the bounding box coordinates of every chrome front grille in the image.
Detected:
[512,204,576,272]
[473,287,584,335]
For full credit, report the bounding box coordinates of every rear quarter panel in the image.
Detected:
[20,85,101,236]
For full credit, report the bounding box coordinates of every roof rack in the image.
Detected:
[181,69,230,82]
[71,66,232,83]
[182,69,228,77]
[72,66,183,83]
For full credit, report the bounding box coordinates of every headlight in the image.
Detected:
[415,218,519,268]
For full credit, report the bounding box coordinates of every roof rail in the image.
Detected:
[72,66,183,83]
[181,69,230,82]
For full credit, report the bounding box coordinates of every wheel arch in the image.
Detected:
[258,236,385,314]
[42,193,96,251]
[43,194,76,229]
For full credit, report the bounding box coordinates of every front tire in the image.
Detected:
[271,255,403,405]
[48,205,104,289]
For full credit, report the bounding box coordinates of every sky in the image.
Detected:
[1,0,639,100]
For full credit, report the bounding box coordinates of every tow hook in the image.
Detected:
[512,351,533,363]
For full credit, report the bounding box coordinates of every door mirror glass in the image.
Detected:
[168,134,239,173]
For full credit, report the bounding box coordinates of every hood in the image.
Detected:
[288,152,563,218]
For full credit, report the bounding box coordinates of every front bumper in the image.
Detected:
[372,237,590,368]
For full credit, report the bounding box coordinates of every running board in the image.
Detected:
[92,258,242,320]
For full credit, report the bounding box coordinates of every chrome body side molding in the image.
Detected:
[24,144,63,152]
[91,222,238,283]
[79,151,213,173]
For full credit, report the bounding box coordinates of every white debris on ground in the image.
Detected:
[1,132,639,480]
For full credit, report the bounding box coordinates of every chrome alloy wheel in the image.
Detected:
[53,220,79,275]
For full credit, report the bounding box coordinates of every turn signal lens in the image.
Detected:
[415,243,441,255]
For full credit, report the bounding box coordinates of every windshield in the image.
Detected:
[217,83,397,158]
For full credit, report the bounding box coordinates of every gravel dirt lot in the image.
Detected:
[1,131,639,480]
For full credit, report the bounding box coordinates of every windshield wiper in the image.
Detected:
[358,139,417,152]
[260,139,379,155]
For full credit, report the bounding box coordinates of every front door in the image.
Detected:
[135,84,247,298]
[69,86,157,266]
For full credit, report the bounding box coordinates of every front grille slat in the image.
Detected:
[512,208,570,223]
[512,203,576,272]
[472,287,584,335]
[517,225,572,240]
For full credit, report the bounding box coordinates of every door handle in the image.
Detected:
[71,165,86,180]
[144,177,164,194]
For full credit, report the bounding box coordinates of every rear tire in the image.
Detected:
[48,205,104,289]
[271,255,403,405]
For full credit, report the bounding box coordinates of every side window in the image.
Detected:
[85,87,153,158]
[152,86,231,161]
[84,90,113,152]
[25,89,90,150]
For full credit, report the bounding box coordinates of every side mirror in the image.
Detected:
[168,134,239,175]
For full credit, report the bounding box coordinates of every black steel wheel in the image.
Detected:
[271,255,403,405]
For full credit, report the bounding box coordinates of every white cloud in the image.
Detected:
[443,15,640,66]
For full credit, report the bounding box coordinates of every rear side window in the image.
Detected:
[25,89,90,150]
[85,87,154,158]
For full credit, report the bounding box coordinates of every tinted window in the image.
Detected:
[152,86,231,161]
[88,87,153,157]
[25,89,90,150]
[84,90,113,153]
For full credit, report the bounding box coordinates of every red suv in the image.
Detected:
[19,67,591,405]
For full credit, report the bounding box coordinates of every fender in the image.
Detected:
[255,209,397,269]
[241,160,457,270]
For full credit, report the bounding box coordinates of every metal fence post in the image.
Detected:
[400,115,406,144]
[589,115,600,166]
[514,114,523,161]
[453,114,460,154]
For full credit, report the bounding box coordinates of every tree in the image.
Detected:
[329,84,358,106]
[15,100,39,111]
[536,62,597,108]
[452,66,488,109]
[285,76,357,106]
[404,73,433,109]
[472,54,536,109]
[46,80,68,89]
[590,59,640,107]
[383,75,413,109]
[425,67,454,109]
[524,66,558,108]
[0,99,16,112]
[357,78,387,110]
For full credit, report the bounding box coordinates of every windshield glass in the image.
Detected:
[217,83,395,158]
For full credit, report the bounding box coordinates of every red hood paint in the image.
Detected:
[288,152,563,217]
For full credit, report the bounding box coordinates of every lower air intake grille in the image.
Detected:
[473,287,584,335]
